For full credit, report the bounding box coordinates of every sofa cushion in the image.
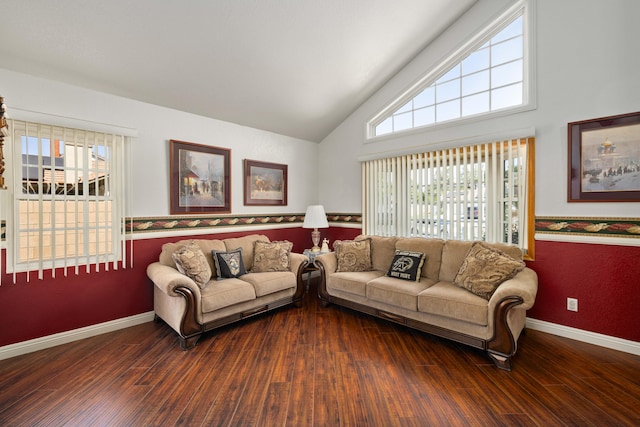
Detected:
[395,238,444,280]
[454,242,525,300]
[334,238,373,272]
[367,276,435,311]
[224,234,270,271]
[159,239,226,273]
[386,250,426,282]
[241,271,297,297]
[356,235,398,271]
[201,278,257,313]
[252,240,293,272]
[326,271,385,297]
[171,243,212,289]
[212,248,248,280]
[418,281,488,326]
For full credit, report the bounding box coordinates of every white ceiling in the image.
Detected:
[0,0,476,142]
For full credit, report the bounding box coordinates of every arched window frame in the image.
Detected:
[366,0,536,141]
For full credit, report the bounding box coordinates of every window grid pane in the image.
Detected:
[462,92,490,116]
[414,106,435,127]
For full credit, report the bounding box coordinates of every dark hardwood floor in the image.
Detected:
[1,278,639,426]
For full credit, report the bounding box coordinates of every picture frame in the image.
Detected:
[568,111,640,202]
[243,159,288,206]
[170,139,231,214]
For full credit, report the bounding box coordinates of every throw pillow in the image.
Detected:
[334,238,373,272]
[172,243,212,289]
[454,242,525,300]
[212,248,247,280]
[252,240,293,272]
[386,250,426,282]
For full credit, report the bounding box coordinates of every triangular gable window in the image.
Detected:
[369,1,533,139]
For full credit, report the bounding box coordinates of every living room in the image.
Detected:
[0,0,638,424]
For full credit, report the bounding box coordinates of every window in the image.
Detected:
[8,120,129,280]
[368,1,533,139]
[362,137,534,258]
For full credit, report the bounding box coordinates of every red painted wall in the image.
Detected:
[2,227,637,348]
[526,240,640,342]
[0,227,317,347]
[0,244,154,347]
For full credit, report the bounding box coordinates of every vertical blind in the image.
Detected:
[6,119,130,283]
[362,137,533,253]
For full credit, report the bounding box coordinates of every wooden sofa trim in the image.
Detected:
[486,296,524,371]
[166,259,308,350]
[317,261,521,371]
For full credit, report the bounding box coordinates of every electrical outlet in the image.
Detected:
[567,297,578,312]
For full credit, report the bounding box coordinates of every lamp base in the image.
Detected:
[311,228,321,252]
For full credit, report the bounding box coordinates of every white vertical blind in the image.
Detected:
[6,119,129,283]
[362,137,533,253]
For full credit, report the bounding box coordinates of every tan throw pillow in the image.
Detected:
[252,240,293,272]
[334,238,373,272]
[172,243,212,289]
[454,242,525,300]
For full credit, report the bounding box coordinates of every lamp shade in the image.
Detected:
[302,205,329,229]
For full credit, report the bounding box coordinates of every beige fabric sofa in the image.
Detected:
[147,234,308,349]
[315,235,538,370]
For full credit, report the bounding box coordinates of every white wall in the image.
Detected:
[0,68,319,217]
[319,0,640,218]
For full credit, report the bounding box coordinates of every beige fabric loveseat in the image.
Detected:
[147,234,308,349]
[315,235,538,370]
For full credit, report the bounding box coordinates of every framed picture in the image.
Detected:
[243,159,288,206]
[170,139,231,214]
[568,111,640,202]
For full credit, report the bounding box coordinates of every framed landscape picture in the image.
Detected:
[243,159,288,206]
[568,111,640,202]
[170,139,231,214]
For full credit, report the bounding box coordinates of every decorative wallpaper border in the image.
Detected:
[3,215,638,240]
[535,217,640,238]
[0,215,361,241]
[125,213,362,234]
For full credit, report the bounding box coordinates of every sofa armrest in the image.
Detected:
[485,267,538,368]
[488,267,538,311]
[315,252,337,304]
[289,252,308,275]
[314,252,337,274]
[146,262,202,299]
[289,252,309,304]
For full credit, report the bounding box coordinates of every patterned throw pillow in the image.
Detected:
[386,250,426,282]
[454,242,525,300]
[172,243,212,289]
[252,240,293,272]
[334,238,373,272]
[212,248,247,280]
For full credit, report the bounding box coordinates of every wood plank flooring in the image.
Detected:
[1,278,639,426]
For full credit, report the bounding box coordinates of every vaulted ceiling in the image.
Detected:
[0,0,476,142]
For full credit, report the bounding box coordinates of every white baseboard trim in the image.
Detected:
[526,318,640,356]
[0,311,156,361]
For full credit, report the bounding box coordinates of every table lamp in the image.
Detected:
[302,205,329,252]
